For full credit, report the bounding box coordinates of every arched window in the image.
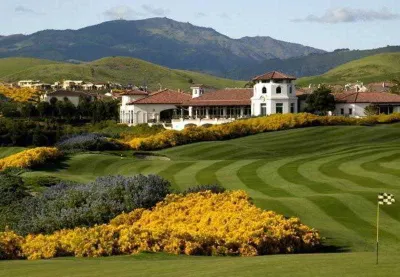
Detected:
[262,87,267,94]
[276,86,282,94]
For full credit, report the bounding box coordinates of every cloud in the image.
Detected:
[195,12,207,18]
[293,7,400,23]
[103,5,144,20]
[141,4,169,16]
[218,13,231,20]
[15,5,44,15]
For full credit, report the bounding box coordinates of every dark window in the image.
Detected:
[340,108,344,115]
[379,106,394,114]
[289,86,293,94]
[349,108,353,115]
[276,103,283,114]
[262,87,267,94]
[290,103,295,113]
[244,106,252,116]
[261,103,267,116]
[276,87,282,94]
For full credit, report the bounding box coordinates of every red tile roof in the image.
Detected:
[121,89,149,96]
[47,90,92,98]
[129,89,191,105]
[253,71,296,81]
[334,92,400,104]
[186,88,252,106]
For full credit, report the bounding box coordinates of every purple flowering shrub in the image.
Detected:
[9,175,171,235]
[56,133,122,152]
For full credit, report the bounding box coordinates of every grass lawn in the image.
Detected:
[0,147,26,158]
[1,124,400,276]
[1,252,399,277]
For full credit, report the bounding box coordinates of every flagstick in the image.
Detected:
[376,202,380,265]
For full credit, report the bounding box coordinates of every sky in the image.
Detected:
[1,0,400,51]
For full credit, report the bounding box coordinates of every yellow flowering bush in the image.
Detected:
[121,113,400,151]
[0,85,40,102]
[7,190,320,260]
[0,229,25,260]
[0,147,61,171]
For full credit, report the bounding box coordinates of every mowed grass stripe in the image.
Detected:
[339,150,400,187]
[358,192,400,223]
[319,148,400,189]
[307,195,398,250]
[361,153,400,177]
[194,160,236,184]
[257,158,317,197]
[238,160,294,197]
[158,162,196,188]
[335,194,400,240]
[172,161,218,190]
[282,146,397,193]
[276,197,366,250]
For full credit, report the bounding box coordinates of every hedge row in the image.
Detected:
[0,147,61,171]
[123,113,400,151]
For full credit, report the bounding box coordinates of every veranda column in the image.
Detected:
[189,106,193,118]
[240,107,244,118]
[206,107,210,119]
[223,107,227,118]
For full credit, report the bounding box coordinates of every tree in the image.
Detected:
[305,86,336,115]
[389,79,400,95]
[364,104,379,116]
[32,125,49,146]
[37,102,51,117]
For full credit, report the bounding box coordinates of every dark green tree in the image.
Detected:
[389,79,400,95]
[37,102,52,118]
[20,103,37,119]
[32,125,49,146]
[305,86,336,115]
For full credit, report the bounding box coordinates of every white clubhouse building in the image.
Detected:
[120,71,400,130]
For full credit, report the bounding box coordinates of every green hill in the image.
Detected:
[0,57,246,90]
[297,53,400,86]
[0,57,60,79]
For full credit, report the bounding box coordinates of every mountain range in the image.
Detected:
[1,17,400,80]
[0,17,324,77]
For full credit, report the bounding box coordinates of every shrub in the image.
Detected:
[0,173,28,207]
[56,133,123,152]
[0,230,24,260]
[122,113,400,151]
[11,175,171,235]
[0,147,61,171]
[183,184,226,194]
[8,190,320,260]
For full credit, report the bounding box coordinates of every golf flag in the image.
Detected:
[378,193,395,205]
[376,193,395,265]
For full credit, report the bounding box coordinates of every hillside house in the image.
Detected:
[44,90,94,106]
[62,80,84,90]
[17,80,41,88]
